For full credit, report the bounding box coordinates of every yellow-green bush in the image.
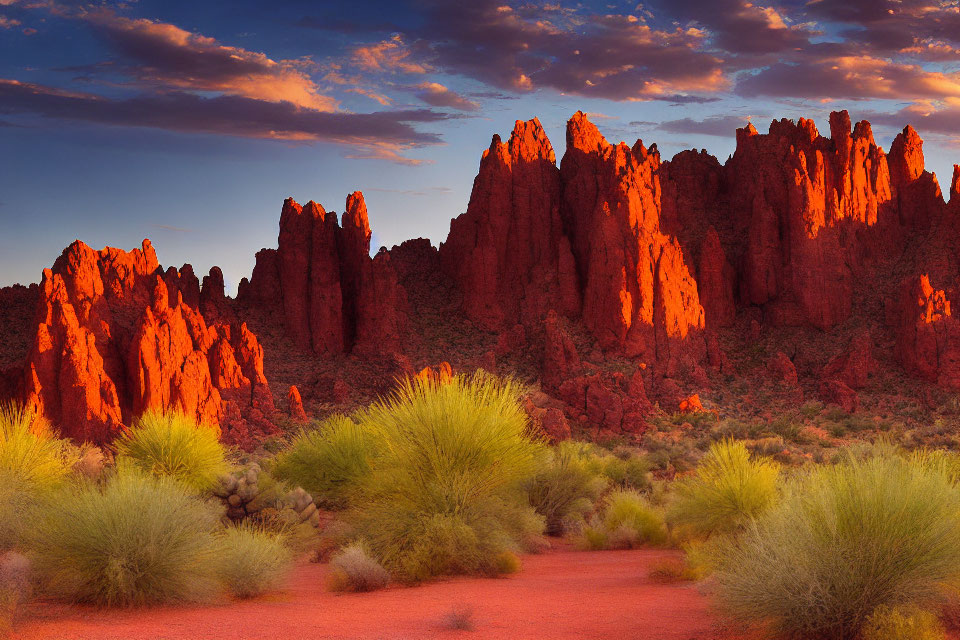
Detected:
[526,442,607,535]
[327,542,389,592]
[0,404,75,493]
[861,605,945,640]
[270,415,375,509]
[217,524,292,599]
[578,490,667,550]
[115,410,228,492]
[348,373,545,582]
[0,405,77,550]
[708,453,960,639]
[28,468,222,606]
[668,439,780,538]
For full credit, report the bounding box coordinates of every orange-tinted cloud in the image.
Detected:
[85,11,337,111]
[353,35,428,74]
[413,82,479,111]
[0,79,452,151]
[737,55,960,101]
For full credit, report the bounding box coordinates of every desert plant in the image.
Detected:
[443,604,475,630]
[647,556,697,583]
[349,372,544,582]
[115,410,228,493]
[578,490,667,550]
[861,605,945,640]
[217,524,292,599]
[27,468,221,606]
[0,552,30,634]
[708,453,960,639]
[270,415,375,508]
[601,489,668,547]
[327,542,390,592]
[0,403,75,493]
[527,442,607,535]
[669,439,780,538]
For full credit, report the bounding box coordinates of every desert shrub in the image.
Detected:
[349,372,544,582]
[601,490,668,547]
[579,490,667,550]
[0,403,75,493]
[217,524,292,599]
[527,442,607,535]
[493,551,521,575]
[327,542,390,592]
[861,605,945,640]
[27,468,221,606]
[647,556,697,583]
[115,410,228,492]
[669,439,780,538]
[0,552,30,634]
[708,454,960,639]
[910,448,960,485]
[270,415,375,508]
[443,604,475,630]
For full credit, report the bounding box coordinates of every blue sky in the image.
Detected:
[2,0,960,291]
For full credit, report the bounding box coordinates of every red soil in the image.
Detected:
[16,548,724,640]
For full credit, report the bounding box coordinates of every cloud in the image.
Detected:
[353,35,429,74]
[736,55,960,101]
[865,101,960,139]
[657,114,753,137]
[83,11,336,111]
[413,82,479,111]
[348,1,728,102]
[655,0,814,55]
[0,79,453,153]
[0,14,19,28]
[347,87,393,106]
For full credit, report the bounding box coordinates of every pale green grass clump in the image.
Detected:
[327,542,389,592]
[217,524,292,599]
[861,605,945,640]
[28,468,221,606]
[0,404,75,494]
[669,439,780,538]
[579,489,667,550]
[0,404,77,549]
[115,410,229,492]
[527,441,608,535]
[709,453,960,639]
[349,373,545,582]
[270,415,375,508]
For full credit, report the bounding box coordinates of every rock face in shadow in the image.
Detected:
[20,240,275,446]
[242,191,408,356]
[440,118,580,330]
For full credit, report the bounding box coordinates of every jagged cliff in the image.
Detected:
[2,110,959,446]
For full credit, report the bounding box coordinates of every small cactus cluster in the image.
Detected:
[214,463,320,528]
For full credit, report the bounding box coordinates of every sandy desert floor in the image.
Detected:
[15,547,727,640]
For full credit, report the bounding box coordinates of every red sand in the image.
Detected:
[15,548,724,640]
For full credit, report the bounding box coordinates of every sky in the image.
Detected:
[2,0,960,292]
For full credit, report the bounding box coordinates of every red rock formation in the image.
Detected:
[823,329,876,389]
[542,311,580,390]
[441,118,580,330]
[768,352,799,386]
[819,379,858,413]
[413,362,454,385]
[896,275,960,389]
[560,112,705,367]
[246,193,408,355]
[728,112,897,330]
[21,240,275,445]
[288,385,307,422]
